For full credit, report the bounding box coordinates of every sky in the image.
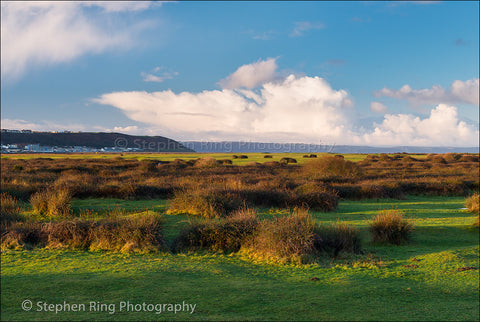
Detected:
[1,1,479,147]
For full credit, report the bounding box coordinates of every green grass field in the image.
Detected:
[1,196,478,321]
[0,152,429,164]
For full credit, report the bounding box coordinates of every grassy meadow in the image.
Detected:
[0,152,429,164]
[1,152,479,321]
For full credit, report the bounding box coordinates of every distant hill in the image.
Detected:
[183,141,479,154]
[1,131,193,152]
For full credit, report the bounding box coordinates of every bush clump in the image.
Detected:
[280,157,297,164]
[303,155,362,179]
[313,221,362,257]
[167,189,244,218]
[30,189,72,219]
[1,193,24,228]
[443,153,461,163]
[53,172,96,198]
[465,193,479,214]
[244,209,315,264]
[369,210,414,245]
[291,183,339,212]
[465,193,479,227]
[43,219,93,249]
[173,208,258,253]
[458,154,479,163]
[218,159,233,165]
[242,209,361,264]
[1,222,45,249]
[89,213,164,253]
[138,160,159,172]
[2,213,165,253]
[194,157,220,168]
[429,155,447,164]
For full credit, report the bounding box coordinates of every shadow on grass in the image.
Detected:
[1,249,478,321]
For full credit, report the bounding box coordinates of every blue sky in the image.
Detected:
[1,1,479,146]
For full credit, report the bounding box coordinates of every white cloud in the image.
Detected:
[112,125,140,133]
[290,21,325,37]
[218,58,278,89]
[450,79,479,105]
[374,79,479,106]
[252,31,276,40]
[83,1,158,12]
[1,1,155,82]
[362,104,479,146]
[5,81,478,146]
[141,66,178,83]
[94,74,353,143]
[94,65,478,146]
[1,118,89,132]
[1,118,144,134]
[370,102,388,113]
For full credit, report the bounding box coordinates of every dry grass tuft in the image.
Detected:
[173,208,258,253]
[167,188,244,218]
[369,210,414,245]
[1,193,24,228]
[30,189,72,219]
[303,155,362,179]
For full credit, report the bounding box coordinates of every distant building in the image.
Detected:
[26,144,40,152]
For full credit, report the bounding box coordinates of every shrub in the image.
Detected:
[42,219,93,249]
[244,209,315,264]
[401,156,418,163]
[30,189,72,219]
[378,154,392,162]
[167,189,244,218]
[443,153,461,163]
[30,191,49,216]
[170,159,189,168]
[53,172,96,198]
[2,212,165,252]
[139,160,158,172]
[465,193,479,227]
[291,183,338,212]
[303,155,362,179]
[218,159,233,165]
[313,221,362,257]
[0,193,24,227]
[369,210,414,245]
[364,154,379,162]
[279,157,297,164]
[2,222,45,250]
[238,155,249,159]
[263,161,281,167]
[237,189,288,208]
[263,155,273,158]
[174,208,258,253]
[242,209,361,263]
[194,157,220,168]
[465,193,479,214]
[89,213,164,253]
[458,154,479,162]
[13,164,23,171]
[430,155,447,164]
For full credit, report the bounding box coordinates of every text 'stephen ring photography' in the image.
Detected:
[1,1,479,321]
